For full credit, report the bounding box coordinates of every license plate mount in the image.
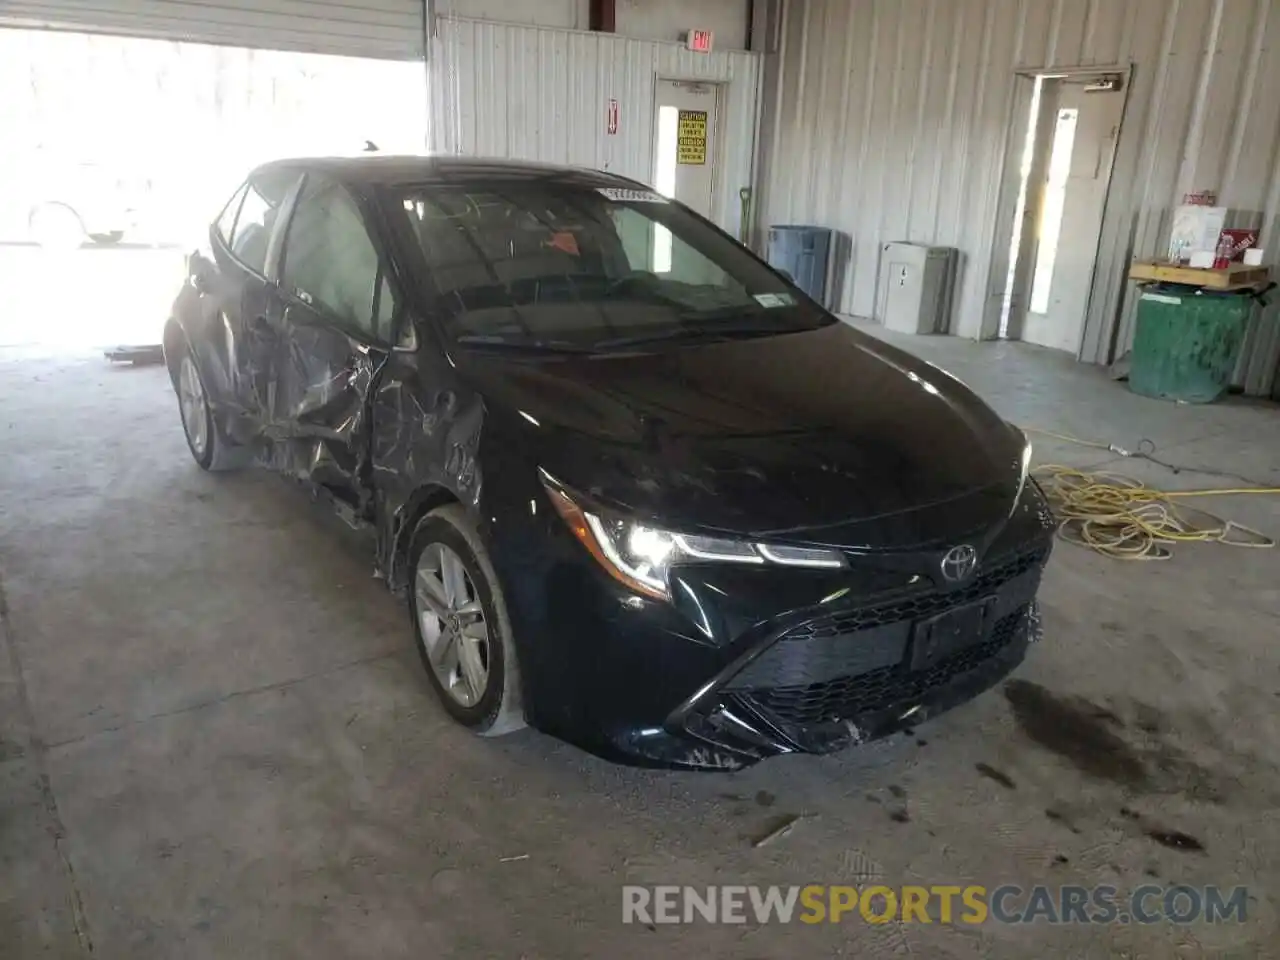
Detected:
[910,600,992,671]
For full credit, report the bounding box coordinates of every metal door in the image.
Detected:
[1021,86,1125,354]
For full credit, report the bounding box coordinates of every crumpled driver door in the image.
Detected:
[271,299,384,510]
[265,173,396,515]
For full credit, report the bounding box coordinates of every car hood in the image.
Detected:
[456,322,1026,549]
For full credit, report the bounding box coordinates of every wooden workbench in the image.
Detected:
[1129,260,1271,290]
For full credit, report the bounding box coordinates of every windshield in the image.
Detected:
[387,181,833,349]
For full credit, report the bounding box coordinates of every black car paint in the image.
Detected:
[166,156,1053,770]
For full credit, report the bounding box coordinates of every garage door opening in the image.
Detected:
[0,28,427,353]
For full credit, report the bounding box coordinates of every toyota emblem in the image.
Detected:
[940,544,978,582]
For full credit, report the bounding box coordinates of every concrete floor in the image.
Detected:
[2,324,1279,959]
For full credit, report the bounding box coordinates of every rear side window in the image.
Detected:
[281,177,396,341]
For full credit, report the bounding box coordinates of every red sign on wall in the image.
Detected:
[607,98,619,135]
[687,29,713,52]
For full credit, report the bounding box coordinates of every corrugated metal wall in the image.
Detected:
[760,0,1280,395]
[429,16,761,237]
[0,0,425,59]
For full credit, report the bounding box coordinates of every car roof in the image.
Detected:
[253,154,639,190]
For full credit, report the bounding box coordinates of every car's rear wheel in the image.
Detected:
[89,230,125,246]
[176,351,247,472]
[409,505,525,736]
[29,203,85,251]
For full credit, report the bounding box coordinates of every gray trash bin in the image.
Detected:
[767,225,834,307]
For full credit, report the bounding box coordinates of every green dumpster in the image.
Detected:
[1128,284,1255,403]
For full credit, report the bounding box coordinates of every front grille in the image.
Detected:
[726,545,1046,692]
[788,546,1046,639]
[742,606,1029,727]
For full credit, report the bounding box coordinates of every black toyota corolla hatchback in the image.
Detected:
[165,155,1053,769]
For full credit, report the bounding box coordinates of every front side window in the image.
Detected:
[282,177,394,341]
[390,183,829,349]
[227,170,295,275]
[215,182,247,246]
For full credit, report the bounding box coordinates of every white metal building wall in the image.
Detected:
[759,0,1280,395]
[0,0,426,59]
[429,15,762,237]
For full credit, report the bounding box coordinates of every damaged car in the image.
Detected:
[164,156,1054,769]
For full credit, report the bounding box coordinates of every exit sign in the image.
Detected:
[687,29,713,52]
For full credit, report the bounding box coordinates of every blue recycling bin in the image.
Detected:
[767,225,833,306]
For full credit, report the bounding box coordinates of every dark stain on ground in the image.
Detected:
[755,790,776,808]
[975,762,1016,789]
[889,809,910,824]
[1149,752,1225,804]
[1119,806,1206,854]
[864,792,881,804]
[888,784,906,799]
[1044,808,1082,834]
[1004,680,1146,785]
[1091,704,1124,727]
[1132,701,1164,735]
[0,738,26,762]
[916,738,928,747]
[1100,621,1124,633]
[1052,854,1069,865]
[1146,828,1205,853]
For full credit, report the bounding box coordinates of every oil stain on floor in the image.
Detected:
[1003,679,1146,786]
[1001,679,1227,803]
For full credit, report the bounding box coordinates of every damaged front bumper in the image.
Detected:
[596,550,1047,772]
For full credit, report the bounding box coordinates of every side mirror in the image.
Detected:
[186,251,213,294]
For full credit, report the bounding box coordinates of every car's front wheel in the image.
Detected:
[175,351,247,472]
[409,505,525,736]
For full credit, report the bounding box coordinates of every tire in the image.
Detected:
[409,505,525,736]
[29,203,85,251]
[89,230,125,246]
[174,349,249,472]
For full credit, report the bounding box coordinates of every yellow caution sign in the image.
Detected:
[677,110,707,165]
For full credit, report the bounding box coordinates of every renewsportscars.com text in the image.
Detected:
[622,884,1248,926]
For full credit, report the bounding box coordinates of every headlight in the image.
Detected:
[543,477,844,600]
[1007,423,1033,502]
[1013,425,1033,484]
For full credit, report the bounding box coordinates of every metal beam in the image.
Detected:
[589,0,615,33]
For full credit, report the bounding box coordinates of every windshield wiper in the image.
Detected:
[591,309,797,349]
[454,334,597,354]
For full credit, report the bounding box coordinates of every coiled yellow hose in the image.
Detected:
[1024,429,1280,561]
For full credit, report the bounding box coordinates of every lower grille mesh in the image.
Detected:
[741,606,1028,727]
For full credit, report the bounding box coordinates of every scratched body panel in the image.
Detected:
[370,355,484,589]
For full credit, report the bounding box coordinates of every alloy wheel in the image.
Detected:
[415,543,491,708]
[178,355,209,459]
